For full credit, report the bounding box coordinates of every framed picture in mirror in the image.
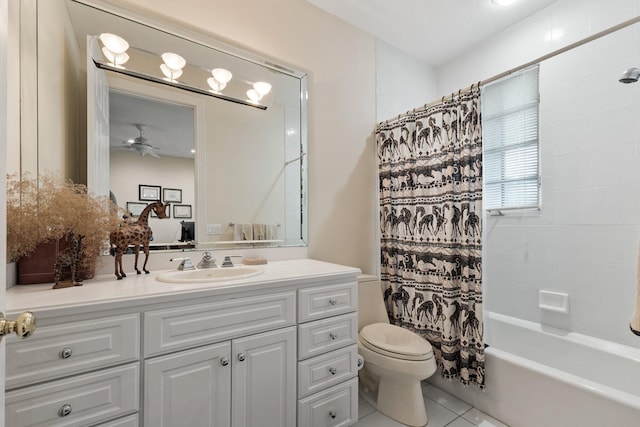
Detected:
[174,204,192,219]
[163,188,182,203]
[139,184,161,201]
[126,202,147,217]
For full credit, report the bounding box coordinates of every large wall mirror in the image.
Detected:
[27,0,308,251]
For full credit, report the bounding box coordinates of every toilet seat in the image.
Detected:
[359,323,434,361]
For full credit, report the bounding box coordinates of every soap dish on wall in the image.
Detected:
[538,290,570,314]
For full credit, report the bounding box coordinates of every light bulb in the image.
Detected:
[253,81,272,97]
[99,33,129,54]
[207,77,225,92]
[247,89,261,103]
[101,47,129,67]
[161,52,186,71]
[211,68,232,84]
[160,63,183,81]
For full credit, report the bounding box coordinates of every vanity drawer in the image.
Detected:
[298,344,358,398]
[6,314,140,389]
[5,363,139,427]
[298,282,357,322]
[298,313,358,360]
[298,377,358,427]
[97,414,139,427]
[144,291,295,357]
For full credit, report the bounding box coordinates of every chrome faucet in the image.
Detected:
[197,252,217,269]
[221,255,243,267]
[170,257,195,271]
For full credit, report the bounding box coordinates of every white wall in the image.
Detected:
[110,151,195,243]
[436,0,640,348]
[113,0,378,274]
[375,39,437,122]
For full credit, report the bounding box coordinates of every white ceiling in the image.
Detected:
[305,0,558,66]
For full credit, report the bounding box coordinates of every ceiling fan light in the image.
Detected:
[253,81,272,96]
[161,52,186,71]
[212,68,233,84]
[99,33,129,54]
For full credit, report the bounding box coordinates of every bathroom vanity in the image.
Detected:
[4,259,360,427]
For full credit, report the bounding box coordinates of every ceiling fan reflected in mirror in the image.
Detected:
[118,124,160,158]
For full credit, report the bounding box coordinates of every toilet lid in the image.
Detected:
[360,323,434,361]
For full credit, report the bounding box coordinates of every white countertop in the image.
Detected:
[6,259,361,317]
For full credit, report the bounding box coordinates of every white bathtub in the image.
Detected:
[428,312,640,427]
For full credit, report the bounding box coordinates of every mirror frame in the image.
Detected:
[22,0,309,250]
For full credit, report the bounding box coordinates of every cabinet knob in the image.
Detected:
[0,312,36,339]
[60,347,73,359]
[329,332,338,340]
[220,357,229,366]
[328,367,337,375]
[329,410,337,419]
[237,353,246,362]
[328,298,337,306]
[58,403,72,417]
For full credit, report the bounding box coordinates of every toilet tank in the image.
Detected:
[358,274,390,331]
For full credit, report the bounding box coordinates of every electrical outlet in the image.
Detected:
[207,224,222,235]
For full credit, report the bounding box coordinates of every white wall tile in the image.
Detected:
[591,184,639,224]
[590,143,638,187]
[552,151,591,191]
[552,189,593,224]
[588,0,636,34]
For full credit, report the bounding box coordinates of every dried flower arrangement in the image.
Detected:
[6,173,122,284]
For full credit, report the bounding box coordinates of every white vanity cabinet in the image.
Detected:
[142,290,297,427]
[5,259,361,427]
[297,281,360,427]
[4,314,141,427]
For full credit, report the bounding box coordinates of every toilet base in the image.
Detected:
[377,378,427,427]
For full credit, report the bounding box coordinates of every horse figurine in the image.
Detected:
[52,232,85,289]
[109,200,169,280]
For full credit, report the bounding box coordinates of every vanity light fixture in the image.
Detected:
[91,36,267,109]
[207,68,233,92]
[247,81,272,103]
[160,52,186,82]
[99,33,129,68]
[253,81,272,97]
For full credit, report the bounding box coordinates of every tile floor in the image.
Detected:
[354,383,510,427]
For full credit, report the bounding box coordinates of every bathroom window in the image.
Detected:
[482,65,540,212]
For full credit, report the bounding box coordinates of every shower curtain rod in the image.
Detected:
[378,14,640,129]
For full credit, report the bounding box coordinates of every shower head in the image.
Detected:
[619,67,640,83]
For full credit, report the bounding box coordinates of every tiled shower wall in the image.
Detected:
[436,0,640,349]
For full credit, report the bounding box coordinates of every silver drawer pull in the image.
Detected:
[220,357,229,366]
[328,298,337,305]
[237,353,246,362]
[329,410,337,419]
[59,403,72,417]
[59,347,73,359]
[329,332,338,340]
[328,367,337,375]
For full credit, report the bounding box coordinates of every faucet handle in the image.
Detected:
[221,255,243,267]
[197,252,217,269]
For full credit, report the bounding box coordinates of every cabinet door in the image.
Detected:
[231,327,296,427]
[144,342,231,427]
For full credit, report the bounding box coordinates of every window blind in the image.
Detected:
[482,65,540,211]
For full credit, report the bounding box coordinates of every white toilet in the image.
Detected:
[358,275,437,427]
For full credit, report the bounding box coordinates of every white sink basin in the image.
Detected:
[156,266,263,283]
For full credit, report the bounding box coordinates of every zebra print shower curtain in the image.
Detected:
[376,87,485,388]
